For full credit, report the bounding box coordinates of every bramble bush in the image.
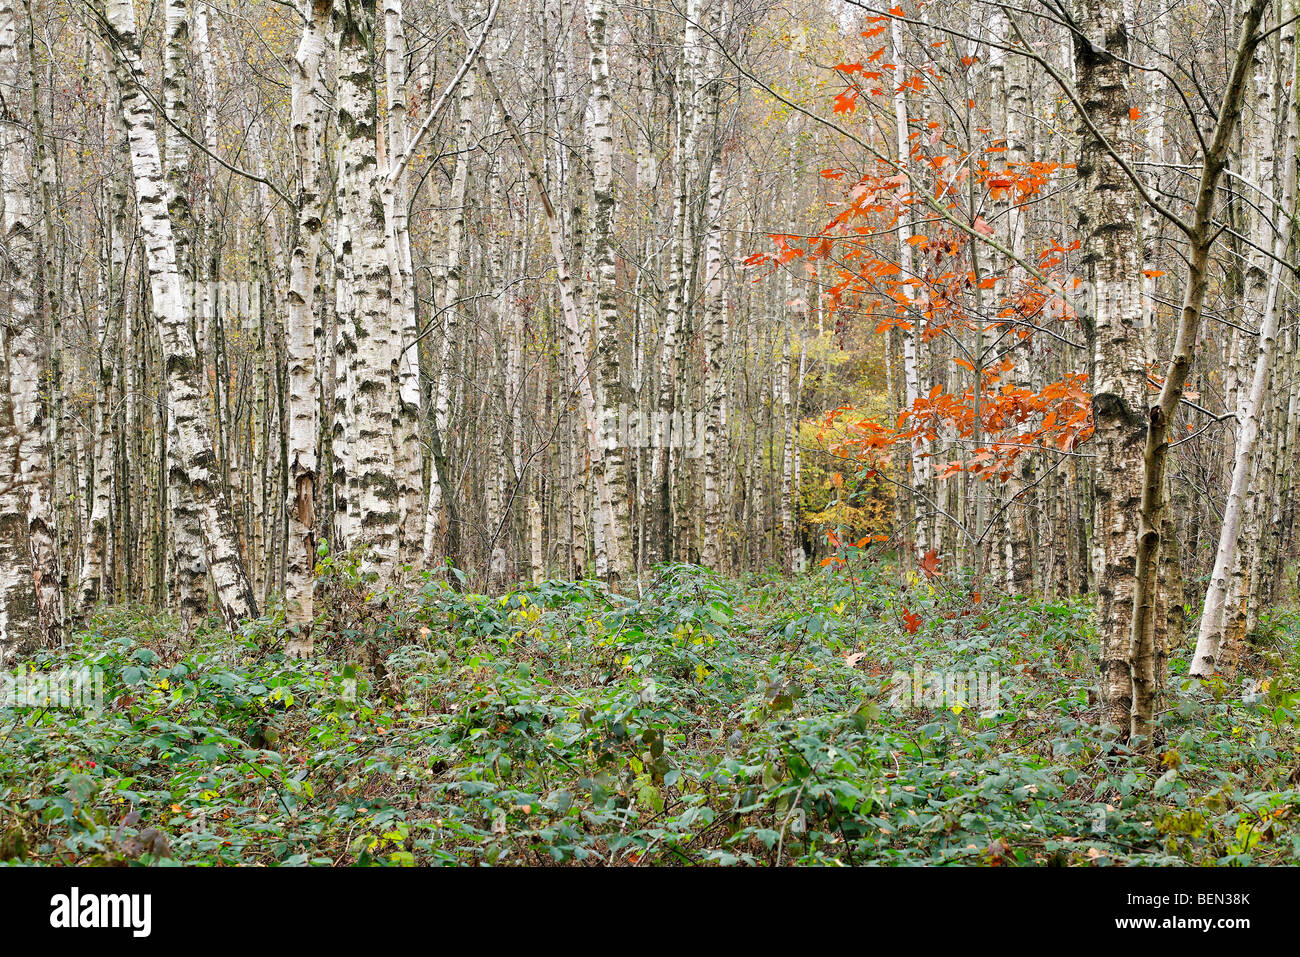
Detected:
[2,561,1299,865]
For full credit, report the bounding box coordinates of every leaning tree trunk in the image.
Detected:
[1189,12,1294,677]
[1128,0,1269,738]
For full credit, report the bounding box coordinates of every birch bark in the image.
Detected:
[285,0,330,638]
[1073,0,1147,730]
[101,0,257,630]
[1190,23,1296,676]
[0,0,61,648]
[332,0,401,578]
[585,0,633,582]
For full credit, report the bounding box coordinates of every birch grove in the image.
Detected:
[0,0,1296,755]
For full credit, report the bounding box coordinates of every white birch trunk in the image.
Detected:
[1074,0,1147,728]
[470,32,629,583]
[1190,55,1296,676]
[1,0,62,648]
[285,0,330,639]
[159,0,210,626]
[701,157,727,570]
[585,0,633,582]
[381,0,424,565]
[648,0,702,566]
[100,0,257,630]
[891,16,930,560]
[0,0,40,659]
[332,0,400,579]
[422,71,475,567]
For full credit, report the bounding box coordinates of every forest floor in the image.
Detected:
[3,563,1300,866]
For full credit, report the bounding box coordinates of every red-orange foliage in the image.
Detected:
[747,8,1093,504]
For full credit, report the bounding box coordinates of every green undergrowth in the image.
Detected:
[3,563,1300,866]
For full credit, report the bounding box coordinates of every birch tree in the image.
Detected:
[1124,0,1270,737]
[585,0,633,582]
[331,0,401,578]
[1190,6,1295,677]
[99,0,257,630]
[0,0,61,649]
[285,0,330,636]
[1070,0,1150,732]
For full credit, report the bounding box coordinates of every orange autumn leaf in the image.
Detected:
[919,548,941,579]
[833,88,859,114]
